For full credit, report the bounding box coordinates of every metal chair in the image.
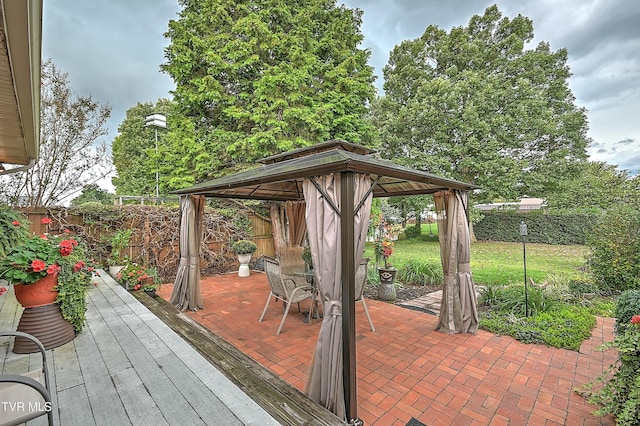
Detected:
[260,256,315,334]
[0,331,54,426]
[356,258,375,332]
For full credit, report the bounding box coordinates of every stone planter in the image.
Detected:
[377,267,397,302]
[108,265,124,279]
[237,253,253,277]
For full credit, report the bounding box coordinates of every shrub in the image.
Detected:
[579,314,640,425]
[397,260,443,287]
[478,284,553,317]
[231,239,257,254]
[615,290,640,334]
[587,205,640,294]
[474,210,600,245]
[403,224,421,239]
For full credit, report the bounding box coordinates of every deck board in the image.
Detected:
[0,272,279,425]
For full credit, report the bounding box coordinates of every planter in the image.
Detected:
[377,267,397,302]
[109,265,124,279]
[237,253,253,277]
[14,273,59,308]
[143,289,157,298]
[13,274,76,353]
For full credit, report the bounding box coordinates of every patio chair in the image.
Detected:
[356,258,375,332]
[260,256,315,334]
[0,331,54,426]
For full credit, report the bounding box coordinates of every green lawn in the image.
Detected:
[365,237,589,286]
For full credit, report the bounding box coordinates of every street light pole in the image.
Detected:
[144,114,166,200]
[520,221,529,317]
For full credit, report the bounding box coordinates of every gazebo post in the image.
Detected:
[340,171,359,423]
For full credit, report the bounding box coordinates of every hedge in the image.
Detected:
[474,210,601,245]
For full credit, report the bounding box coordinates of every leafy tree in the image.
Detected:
[112,99,207,195]
[545,161,640,210]
[587,205,640,293]
[162,0,377,176]
[70,184,113,206]
[371,5,590,203]
[0,60,112,206]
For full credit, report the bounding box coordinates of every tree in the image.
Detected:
[545,161,640,210]
[0,60,112,206]
[112,99,208,195]
[371,5,590,203]
[70,184,113,206]
[162,0,377,176]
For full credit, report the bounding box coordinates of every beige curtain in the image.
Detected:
[303,173,372,420]
[170,195,205,312]
[285,200,307,247]
[434,190,478,334]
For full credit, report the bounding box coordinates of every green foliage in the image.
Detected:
[397,260,443,286]
[70,184,113,206]
[474,210,600,245]
[403,224,421,239]
[371,5,589,204]
[615,290,640,334]
[587,205,640,294]
[478,284,553,317]
[231,240,257,254]
[546,161,640,210]
[579,319,640,425]
[162,0,377,176]
[479,304,596,350]
[106,229,133,265]
[55,257,93,333]
[0,205,28,257]
[111,99,182,195]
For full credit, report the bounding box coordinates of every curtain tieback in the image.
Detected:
[458,262,471,273]
[179,256,199,266]
[325,300,342,317]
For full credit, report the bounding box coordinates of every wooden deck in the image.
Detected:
[0,272,283,425]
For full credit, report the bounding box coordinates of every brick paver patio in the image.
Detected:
[158,272,617,425]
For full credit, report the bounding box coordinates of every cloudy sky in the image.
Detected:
[42,0,640,178]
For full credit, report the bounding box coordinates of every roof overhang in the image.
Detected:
[173,140,479,200]
[0,0,42,167]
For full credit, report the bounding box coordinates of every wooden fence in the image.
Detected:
[17,207,274,280]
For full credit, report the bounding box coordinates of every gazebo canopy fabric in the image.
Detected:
[173,140,477,200]
[171,140,479,423]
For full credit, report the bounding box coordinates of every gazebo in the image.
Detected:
[170,140,479,424]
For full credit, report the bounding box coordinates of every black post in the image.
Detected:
[340,172,358,423]
[520,221,528,317]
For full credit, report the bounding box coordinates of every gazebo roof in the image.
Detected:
[173,140,478,200]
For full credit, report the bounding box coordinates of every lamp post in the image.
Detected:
[144,113,167,200]
[520,221,529,317]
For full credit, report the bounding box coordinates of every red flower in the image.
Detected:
[47,264,61,276]
[40,217,52,225]
[59,240,73,256]
[0,287,7,295]
[31,259,47,272]
[39,234,48,240]
[69,238,78,246]
[133,284,141,291]
[11,220,20,226]
[631,315,640,325]
[73,261,85,272]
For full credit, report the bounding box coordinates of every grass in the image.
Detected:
[365,237,589,286]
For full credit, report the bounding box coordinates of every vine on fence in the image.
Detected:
[23,202,256,282]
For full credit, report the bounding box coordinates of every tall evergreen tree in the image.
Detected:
[162,0,377,176]
[371,5,591,203]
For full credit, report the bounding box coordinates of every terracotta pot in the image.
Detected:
[14,273,59,308]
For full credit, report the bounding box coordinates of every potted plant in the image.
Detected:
[375,233,397,301]
[0,216,97,352]
[142,283,158,297]
[106,229,133,278]
[116,262,149,291]
[231,239,257,277]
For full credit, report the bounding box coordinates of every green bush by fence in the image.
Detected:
[474,210,601,245]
